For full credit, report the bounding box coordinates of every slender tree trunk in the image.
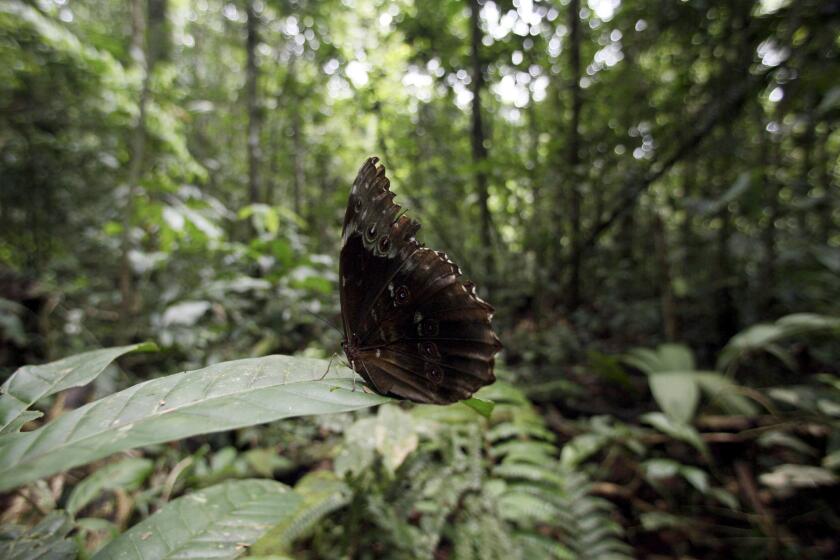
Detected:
[714,124,739,346]
[549,54,566,273]
[619,207,635,295]
[759,105,779,318]
[281,52,305,217]
[245,0,262,205]
[653,212,678,341]
[120,0,152,339]
[818,124,836,242]
[566,0,583,310]
[797,102,815,236]
[147,0,170,64]
[129,0,145,67]
[526,74,545,324]
[468,0,494,284]
[292,101,304,218]
[716,206,738,346]
[266,118,277,206]
[680,159,696,272]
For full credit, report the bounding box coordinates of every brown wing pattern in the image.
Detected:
[339,157,502,404]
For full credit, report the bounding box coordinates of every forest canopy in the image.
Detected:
[1,0,839,558]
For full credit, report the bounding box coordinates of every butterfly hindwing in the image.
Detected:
[339,157,501,404]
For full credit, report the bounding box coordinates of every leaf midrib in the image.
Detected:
[1,374,358,477]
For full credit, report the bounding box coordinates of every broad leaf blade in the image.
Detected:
[0,342,157,434]
[718,313,840,371]
[335,404,418,477]
[648,371,699,424]
[641,412,709,461]
[0,511,76,560]
[623,344,695,375]
[461,397,495,418]
[1,410,43,434]
[92,479,300,560]
[694,372,759,415]
[67,457,154,516]
[251,471,351,555]
[0,355,388,492]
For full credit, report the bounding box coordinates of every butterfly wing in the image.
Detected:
[340,157,501,404]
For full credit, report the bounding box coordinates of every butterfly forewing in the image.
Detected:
[339,157,501,404]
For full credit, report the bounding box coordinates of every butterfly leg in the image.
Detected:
[319,353,337,380]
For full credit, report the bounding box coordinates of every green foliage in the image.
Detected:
[561,416,647,469]
[461,397,496,418]
[718,313,840,373]
[0,343,157,434]
[624,343,759,425]
[1,0,839,558]
[0,511,76,560]
[562,323,840,557]
[297,383,631,560]
[335,404,419,476]
[66,457,154,517]
[0,352,387,492]
[93,479,300,560]
[252,472,352,556]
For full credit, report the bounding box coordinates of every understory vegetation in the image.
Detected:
[1,0,839,558]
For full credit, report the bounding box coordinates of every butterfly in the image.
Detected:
[339,157,502,404]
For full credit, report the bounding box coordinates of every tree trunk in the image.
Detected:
[797,101,815,237]
[468,0,494,284]
[716,206,738,347]
[619,207,635,296]
[245,0,262,205]
[147,0,170,65]
[526,70,545,324]
[292,100,304,218]
[119,0,152,339]
[818,124,836,242]
[714,123,740,346]
[759,105,779,319]
[653,212,678,341]
[565,0,583,310]
[266,116,278,206]
[680,159,696,278]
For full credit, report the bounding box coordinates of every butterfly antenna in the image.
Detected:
[305,309,344,337]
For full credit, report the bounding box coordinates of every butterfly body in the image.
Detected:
[339,157,501,404]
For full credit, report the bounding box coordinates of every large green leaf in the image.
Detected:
[461,397,495,418]
[251,471,352,555]
[0,355,388,492]
[66,457,154,516]
[0,511,76,560]
[624,345,701,423]
[641,412,709,461]
[718,313,840,371]
[693,372,759,415]
[648,372,699,424]
[623,344,695,375]
[335,404,418,476]
[92,479,300,560]
[0,343,158,435]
